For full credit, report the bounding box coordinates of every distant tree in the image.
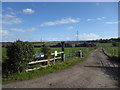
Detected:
[65,43,72,47]
[75,42,96,47]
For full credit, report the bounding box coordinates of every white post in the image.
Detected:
[54,51,57,65]
[53,55,55,65]
[80,50,83,57]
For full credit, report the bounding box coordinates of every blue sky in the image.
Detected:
[1,2,118,42]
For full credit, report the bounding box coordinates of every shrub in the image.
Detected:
[41,44,51,59]
[65,43,72,47]
[50,42,72,47]
[2,40,35,77]
[75,42,96,47]
[112,41,118,46]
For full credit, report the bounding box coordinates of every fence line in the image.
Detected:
[28,57,61,65]
[26,50,84,72]
[26,65,48,72]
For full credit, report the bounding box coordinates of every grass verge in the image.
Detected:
[2,48,96,85]
[102,48,119,63]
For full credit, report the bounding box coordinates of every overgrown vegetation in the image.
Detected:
[2,40,35,77]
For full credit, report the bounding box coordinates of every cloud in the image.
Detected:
[2,14,23,25]
[43,37,72,41]
[7,7,13,11]
[3,14,15,18]
[40,17,80,27]
[97,17,106,20]
[43,33,101,41]
[67,26,74,30]
[0,30,9,36]
[23,8,35,14]
[10,28,25,32]
[42,33,101,41]
[87,19,94,21]
[10,28,37,32]
[10,12,16,15]
[96,3,100,6]
[77,33,101,40]
[0,30,10,42]
[2,18,22,25]
[105,21,119,24]
[87,17,106,21]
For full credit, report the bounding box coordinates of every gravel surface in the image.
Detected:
[3,48,119,88]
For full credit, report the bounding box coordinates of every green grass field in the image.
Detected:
[98,43,112,47]
[99,43,118,57]
[2,47,95,61]
[1,47,8,61]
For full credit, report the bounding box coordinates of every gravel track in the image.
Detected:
[3,48,119,88]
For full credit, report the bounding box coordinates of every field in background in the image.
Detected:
[2,47,95,61]
[2,42,119,61]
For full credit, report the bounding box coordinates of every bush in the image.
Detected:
[41,44,51,59]
[65,43,72,47]
[112,41,118,46]
[50,42,72,47]
[75,42,96,47]
[2,40,35,77]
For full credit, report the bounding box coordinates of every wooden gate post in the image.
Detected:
[47,59,50,66]
[61,42,65,61]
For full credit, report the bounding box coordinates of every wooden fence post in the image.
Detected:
[47,58,50,66]
[61,42,65,61]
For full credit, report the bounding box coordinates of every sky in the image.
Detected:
[1,2,118,42]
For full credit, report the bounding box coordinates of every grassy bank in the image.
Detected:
[98,43,118,57]
[100,43,119,63]
[2,48,96,84]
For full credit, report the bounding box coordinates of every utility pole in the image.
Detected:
[41,37,42,42]
[77,30,79,42]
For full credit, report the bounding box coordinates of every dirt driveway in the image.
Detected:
[3,48,119,88]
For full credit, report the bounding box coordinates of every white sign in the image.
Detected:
[41,54,44,57]
[55,51,57,56]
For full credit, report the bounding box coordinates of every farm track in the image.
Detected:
[3,48,119,88]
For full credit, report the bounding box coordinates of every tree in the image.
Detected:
[41,44,51,59]
[3,40,34,77]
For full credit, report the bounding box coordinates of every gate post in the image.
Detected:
[61,42,65,61]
